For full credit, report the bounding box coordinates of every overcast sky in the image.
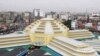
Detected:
[0,0,100,12]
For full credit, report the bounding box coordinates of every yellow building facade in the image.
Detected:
[0,18,97,56]
[24,18,94,46]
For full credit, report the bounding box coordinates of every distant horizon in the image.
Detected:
[0,10,100,14]
[0,0,100,13]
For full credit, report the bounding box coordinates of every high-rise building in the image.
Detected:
[33,9,45,19]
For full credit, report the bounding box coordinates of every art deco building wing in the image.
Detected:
[0,31,31,48]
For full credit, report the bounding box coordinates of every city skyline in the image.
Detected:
[0,0,100,13]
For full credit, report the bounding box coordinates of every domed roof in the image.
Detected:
[24,18,69,36]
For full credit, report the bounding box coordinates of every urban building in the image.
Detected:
[33,9,45,19]
[0,18,97,56]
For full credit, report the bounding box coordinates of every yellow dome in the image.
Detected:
[24,18,69,36]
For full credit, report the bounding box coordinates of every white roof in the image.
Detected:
[54,36,88,47]
[26,18,66,35]
[31,22,41,33]
[45,22,54,34]
[0,31,28,38]
[69,29,88,32]
[41,18,54,21]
